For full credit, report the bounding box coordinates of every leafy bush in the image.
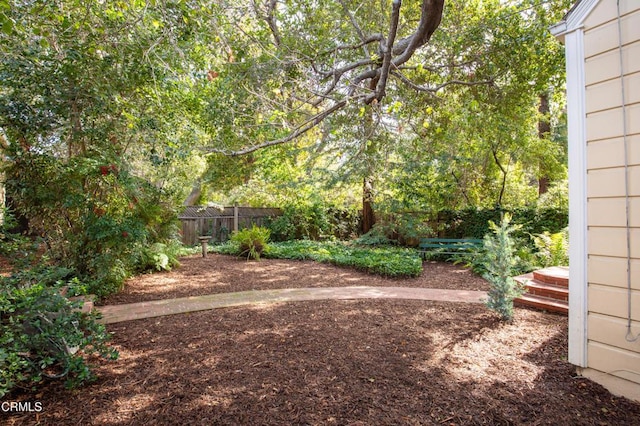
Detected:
[354,225,395,246]
[230,225,271,260]
[0,272,118,397]
[436,206,567,240]
[480,214,525,322]
[0,209,39,268]
[267,201,331,241]
[532,228,569,267]
[4,152,181,296]
[356,212,432,247]
[266,201,360,242]
[138,240,187,272]
[536,180,568,210]
[263,240,423,277]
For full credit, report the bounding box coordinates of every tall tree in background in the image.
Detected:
[373,0,570,210]
[200,0,451,231]
[199,0,570,221]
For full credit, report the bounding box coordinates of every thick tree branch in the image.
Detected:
[391,0,444,66]
[367,0,402,104]
[264,0,282,47]
[208,99,351,156]
[391,70,494,93]
[212,0,447,157]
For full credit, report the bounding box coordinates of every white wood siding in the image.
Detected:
[583,0,640,387]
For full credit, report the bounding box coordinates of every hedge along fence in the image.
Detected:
[434,207,568,239]
[366,207,568,245]
[178,206,282,246]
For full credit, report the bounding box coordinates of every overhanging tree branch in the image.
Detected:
[367,0,402,104]
[208,98,351,156]
[391,70,495,93]
[208,0,447,156]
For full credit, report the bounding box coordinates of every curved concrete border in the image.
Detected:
[97,286,487,324]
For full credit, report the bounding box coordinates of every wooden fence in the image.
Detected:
[178,206,282,246]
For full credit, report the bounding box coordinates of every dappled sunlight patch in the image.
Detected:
[191,392,233,409]
[260,275,292,283]
[91,393,156,425]
[415,309,566,390]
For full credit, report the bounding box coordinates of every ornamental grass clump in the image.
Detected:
[230,225,271,260]
[481,214,525,322]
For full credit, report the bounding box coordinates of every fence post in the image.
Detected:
[234,205,239,232]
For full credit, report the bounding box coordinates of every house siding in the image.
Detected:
[583,0,640,388]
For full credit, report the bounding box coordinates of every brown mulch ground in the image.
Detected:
[100,255,489,306]
[5,255,640,425]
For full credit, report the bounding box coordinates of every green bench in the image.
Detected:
[419,238,483,259]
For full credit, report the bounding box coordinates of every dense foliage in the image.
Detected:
[266,201,360,242]
[437,206,568,239]
[214,239,422,278]
[0,0,575,398]
[0,268,118,397]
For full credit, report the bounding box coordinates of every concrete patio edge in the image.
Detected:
[97,286,488,324]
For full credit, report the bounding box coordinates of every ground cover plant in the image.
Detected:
[213,239,423,278]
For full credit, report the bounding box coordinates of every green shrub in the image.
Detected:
[266,201,360,242]
[138,240,186,272]
[356,212,432,246]
[480,214,525,322]
[537,180,568,210]
[354,225,395,246]
[267,201,330,241]
[532,228,569,267]
[4,152,182,297]
[0,273,118,397]
[230,225,271,260]
[436,206,567,240]
[0,209,39,268]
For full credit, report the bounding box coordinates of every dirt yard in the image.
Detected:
[5,254,640,425]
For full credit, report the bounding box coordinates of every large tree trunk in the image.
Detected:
[362,176,375,234]
[538,93,551,196]
[0,173,4,227]
[0,134,7,226]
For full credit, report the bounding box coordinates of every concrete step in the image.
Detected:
[514,294,568,315]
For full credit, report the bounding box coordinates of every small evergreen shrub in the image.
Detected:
[481,214,525,322]
[230,225,271,260]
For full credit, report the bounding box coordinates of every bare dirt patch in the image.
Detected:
[5,255,640,425]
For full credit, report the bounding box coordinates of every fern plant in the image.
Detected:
[231,225,271,260]
[481,213,525,322]
[532,228,568,267]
